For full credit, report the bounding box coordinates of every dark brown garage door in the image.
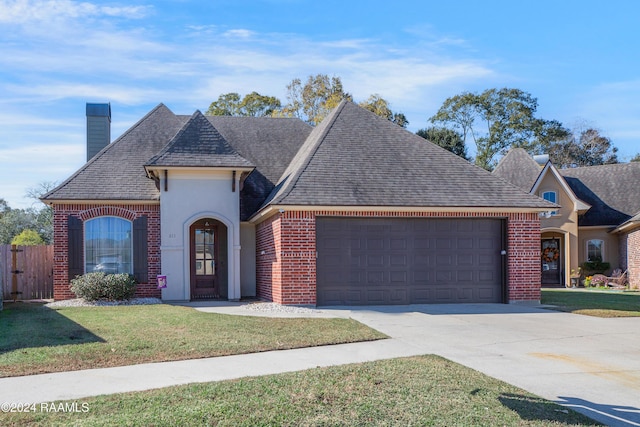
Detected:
[316,217,505,305]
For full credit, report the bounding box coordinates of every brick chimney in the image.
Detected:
[86,103,111,161]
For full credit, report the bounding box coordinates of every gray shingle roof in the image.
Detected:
[43,101,555,216]
[204,116,312,220]
[146,111,253,168]
[42,103,185,202]
[561,162,640,226]
[492,147,640,227]
[492,148,543,191]
[263,101,554,210]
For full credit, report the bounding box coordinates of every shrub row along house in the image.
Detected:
[43,101,556,305]
[493,148,640,288]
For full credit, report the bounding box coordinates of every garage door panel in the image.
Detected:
[390,271,407,283]
[390,254,407,266]
[414,238,430,249]
[366,270,385,283]
[316,217,504,306]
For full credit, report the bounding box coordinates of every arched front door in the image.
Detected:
[190,219,219,299]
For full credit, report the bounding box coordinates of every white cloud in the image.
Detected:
[0,0,150,23]
[223,29,255,39]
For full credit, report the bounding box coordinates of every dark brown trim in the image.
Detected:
[164,169,168,192]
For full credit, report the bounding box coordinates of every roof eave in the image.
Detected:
[41,198,160,207]
[531,161,591,213]
[249,204,555,224]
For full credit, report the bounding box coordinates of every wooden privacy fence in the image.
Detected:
[0,245,54,301]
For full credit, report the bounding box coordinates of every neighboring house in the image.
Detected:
[493,148,640,288]
[43,101,555,306]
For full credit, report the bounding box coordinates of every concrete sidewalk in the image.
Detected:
[1,302,639,427]
[0,338,422,404]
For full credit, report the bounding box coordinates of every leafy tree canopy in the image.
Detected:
[630,153,640,162]
[11,229,44,245]
[548,127,618,168]
[359,94,409,128]
[0,198,10,216]
[416,127,468,160]
[280,74,353,125]
[207,75,409,128]
[206,92,282,117]
[430,88,570,170]
[0,182,56,244]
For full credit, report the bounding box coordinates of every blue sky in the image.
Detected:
[1,0,639,209]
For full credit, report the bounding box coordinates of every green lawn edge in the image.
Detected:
[0,302,386,378]
[3,356,600,427]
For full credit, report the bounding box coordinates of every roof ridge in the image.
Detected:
[145,109,254,168]
[42,103,175,201]
[560,161,639,173]
[267,100,348,204]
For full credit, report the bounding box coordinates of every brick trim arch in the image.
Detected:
[79,206,138,222]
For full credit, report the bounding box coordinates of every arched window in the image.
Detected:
[85,216,133,274]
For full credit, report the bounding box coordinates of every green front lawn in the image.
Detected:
[0,302,385,377]
[3,356,599,427]
[541,288,640,317]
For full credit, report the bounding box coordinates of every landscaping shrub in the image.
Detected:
[581,260,610,275]
[70,272,137,301]
[590,274,607,287]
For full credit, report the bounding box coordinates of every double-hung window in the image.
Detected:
[542,191,558,216]
[586,239,604,262]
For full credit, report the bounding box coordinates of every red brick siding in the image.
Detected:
[52,203,161,300]
[256,213,281,303]
[256,210,542,305]
[626,229,640,289]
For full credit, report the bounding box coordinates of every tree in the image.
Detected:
[631,153,640,162]
[0,198,10,216]
[11,229,44,245]
[416,127,468,159]
[548,128,618,168]
[206,92,242,116]
[430,88,569,170]
[206,92,281,117]
[359,94,409,128]
[281,74,353,125]
[0,208,38,244]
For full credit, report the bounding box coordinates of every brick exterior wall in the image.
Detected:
[52,203,161,300]
[256,210,542,305]
[625,228,640,289]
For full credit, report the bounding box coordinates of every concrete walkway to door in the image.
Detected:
[0,302,638,426]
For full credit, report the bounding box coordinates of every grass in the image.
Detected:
[0,302,385,378]
[2,356,600,427]
[541,288,640,317]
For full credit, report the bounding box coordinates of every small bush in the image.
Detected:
[71,272,137,301]
[591,274,607,287]
[581,260,610,274]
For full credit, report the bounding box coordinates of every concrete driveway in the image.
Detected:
[328,303,640,427]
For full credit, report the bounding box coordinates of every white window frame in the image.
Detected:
[586,239,605,262]
[84,216,133,275]
[542,190,559,216]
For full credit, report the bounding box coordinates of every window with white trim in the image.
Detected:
[542,191,558,215]
[586,239,604,262]
[85,216,133,274]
